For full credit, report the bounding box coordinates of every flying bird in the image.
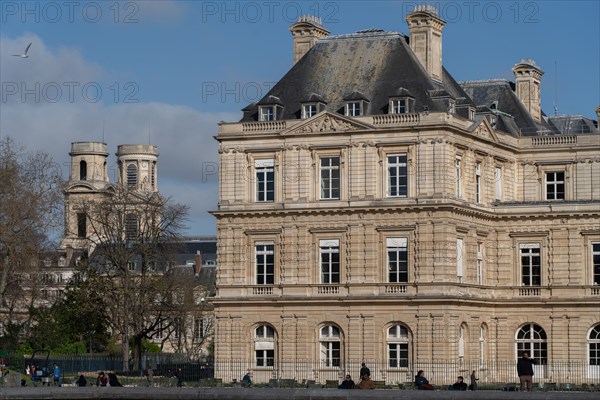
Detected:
[13,42,32,58]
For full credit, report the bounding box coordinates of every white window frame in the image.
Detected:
[520,243,541,286]
[320,156,340,200]
[319,325,341,367]
[455,155,462,198]
[320,239,340,284]
[387,238,408,283]
[255,242,275,285]
[592,243,600,285]
[387,324,409,368]
[387,154,408,197]
[495,167,502,200]
[302,103,318,119]
[345,102,361,117]
[456,238,464,283]
[259,106,275,121]
[390,98,408,114]
[475,162,482,203]
[477,242,484,285]
[255,325,275,367]
[255,159,275,202]
[545,171,565,200]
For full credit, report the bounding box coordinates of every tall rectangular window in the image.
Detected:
[255,160,274,202]
[475,162,482,203]
[320,240,339,284]
[521,244,541,286]
[76,213,86,238]
[495,167,502,200]
[387,154,408,197]
[457,238,464,283]
[477,242,484,285]
[387,238,408,283]
[255,243,274,285]
[320,157,340,200]
[593,243,600,285]
[545,171,565,200]
[455,156,462,198]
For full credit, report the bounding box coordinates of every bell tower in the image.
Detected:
[115,144,159,192]
[61,142,110,250]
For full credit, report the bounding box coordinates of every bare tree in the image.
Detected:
[0,137,63,316]
[80,184,189,371]
[162,274,215,361]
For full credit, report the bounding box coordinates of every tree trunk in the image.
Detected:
[122,331,130,371]
[133,335,143,371]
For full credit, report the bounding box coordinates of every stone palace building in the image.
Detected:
[212,7,600,385]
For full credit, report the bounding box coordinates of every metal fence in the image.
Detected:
[213,359,600,386]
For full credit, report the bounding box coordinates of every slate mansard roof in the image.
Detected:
[241,30,475,122]
[239,26,598,138]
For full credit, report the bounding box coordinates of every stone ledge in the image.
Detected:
[0,387,598,400]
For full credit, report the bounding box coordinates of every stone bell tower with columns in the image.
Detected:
[61,141,111,251]
[115,144,159,192]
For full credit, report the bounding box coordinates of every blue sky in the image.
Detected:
[1,0,599,236]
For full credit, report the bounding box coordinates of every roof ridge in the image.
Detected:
[321,31,404,41]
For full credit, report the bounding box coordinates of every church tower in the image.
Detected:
[61,142,110,251]
[115,144,159,192]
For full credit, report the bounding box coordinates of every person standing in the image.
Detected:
[469,370,478,391]
[517,351,537,392]
[52,364,61,386]
[359,363,370,379]
[175,368,184,387]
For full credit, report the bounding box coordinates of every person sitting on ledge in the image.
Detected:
[415,370,434,390]
[338,374,355,389]
[356,374,375,389]
[449,376,467,391]
[242,371,252,387]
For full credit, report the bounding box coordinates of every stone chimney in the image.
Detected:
[289,16,329,65]
[512,59,544,122]
[406,5,446,82]
[195,250,202,275]
[595,106,600,122]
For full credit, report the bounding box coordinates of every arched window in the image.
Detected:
[127,163,138,188]
[254,325,275,367]
[516,323,547,364]
[79,160,87,180]
[320,324,341,367]
[479,324,488,368]
[589,324,600,366]
[125,213,138,241]
[387,323,410,368]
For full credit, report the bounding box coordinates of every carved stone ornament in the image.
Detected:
[289,114,360,134]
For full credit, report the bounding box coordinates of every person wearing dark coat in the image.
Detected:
[338,374,355,389]
[450,376,467,390]
[76,375,87,387]
[517,351,537,392]
[108,373,122,387]
[415,370,433,390]
[359,363,370,378]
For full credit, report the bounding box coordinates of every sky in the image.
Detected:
[1,0,599,237]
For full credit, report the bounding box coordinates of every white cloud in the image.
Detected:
[1,34,234,236]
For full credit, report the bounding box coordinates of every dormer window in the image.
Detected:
[260,106,275,121]
[343,91,369,117]
[257,95,284,121]
[391,99,407,114]
[302,104,318,119]
[469,107,476,120]
[389,88,415,115]
[346,102,362,116]
[448,99,456,114]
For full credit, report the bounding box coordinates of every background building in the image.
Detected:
[213,8,600,385]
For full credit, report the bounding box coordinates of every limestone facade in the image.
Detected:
[212,10,600,385]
